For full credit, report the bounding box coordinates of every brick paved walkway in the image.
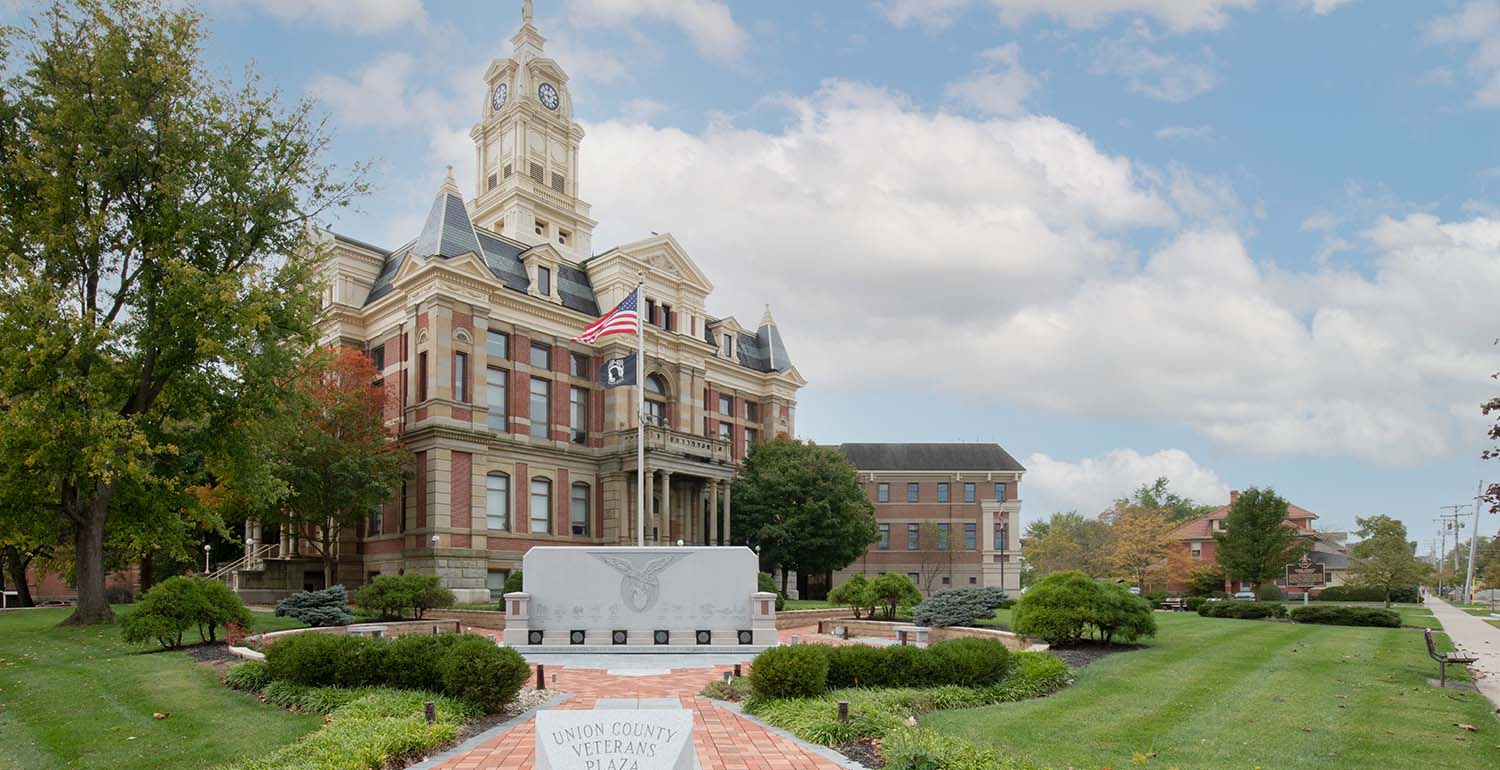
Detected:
[428,626,850,770]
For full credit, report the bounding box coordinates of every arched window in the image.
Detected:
[570,482,590,536]
[485,473,510,531]
[530,477,552,534]
[644,374,668,426]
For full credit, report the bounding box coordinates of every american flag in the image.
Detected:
[571,289,640,343]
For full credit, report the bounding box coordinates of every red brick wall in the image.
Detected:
[451,451,472,548]
[415,451,428,529]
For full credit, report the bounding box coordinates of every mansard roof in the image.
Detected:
[704,308,794,374]
[837,443,1026,473]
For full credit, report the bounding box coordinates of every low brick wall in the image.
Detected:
[427,609,506,631]
[774,608,849,629]
[817,618,1038,651]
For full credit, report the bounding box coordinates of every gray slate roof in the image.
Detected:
[837,443,1025,472]
[705,319,794,374]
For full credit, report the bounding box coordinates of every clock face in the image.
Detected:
[491,82,508,111]
[538,82,559,111]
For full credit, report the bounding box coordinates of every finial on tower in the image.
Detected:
[760,304,776,327]
[522,0,534,24]
[441,165,461,195]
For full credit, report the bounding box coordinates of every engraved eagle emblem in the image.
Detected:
[593,553,687,612]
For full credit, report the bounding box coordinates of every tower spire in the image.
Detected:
[522,0,534,24]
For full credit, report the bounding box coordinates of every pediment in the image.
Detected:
[392,249,501,293]
[519,242,564,265]
[598,233,714,294]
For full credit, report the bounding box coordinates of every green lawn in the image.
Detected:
[0,607,319,770]
[783,599,833,610]
[922,612,1497,770]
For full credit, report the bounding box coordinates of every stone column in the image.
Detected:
[723,480,732,544]
[708,480,719,545]
[660,470,673,544]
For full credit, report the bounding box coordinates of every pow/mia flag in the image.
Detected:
[598,352,637,389]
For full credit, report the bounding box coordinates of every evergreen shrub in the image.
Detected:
[354,574,455,619]
[1196,601,1286,620]
[748,644,829,699]
[1289,606,1400,627]
[275,586,355,627]
[120,576,253,649]
[1011,571,1155,645]
[1318,585,1422,604]
[912,587,1007,628]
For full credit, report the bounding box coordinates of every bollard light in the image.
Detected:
[790,634,799,645]
[424,701,436,724]
[723,671,732,684]
[837,701,849,723]
[536,663,546,690]
[733,663,742,678]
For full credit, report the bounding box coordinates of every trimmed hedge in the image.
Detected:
[354,574,455,620]
[1289,606,1400,627]
[1317,585,1423,604]
[120,576,253,649]
[1196,601,1286,620]
[263,631,527,713]
[1011,571,1156,645]
[754,638,1013,697]
[748,644,829,699]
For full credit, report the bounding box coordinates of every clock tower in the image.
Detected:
[469,1,595,258]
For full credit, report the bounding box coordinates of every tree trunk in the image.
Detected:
[60,497,114,625]
[139,551,155,594]
[3,547,36,607]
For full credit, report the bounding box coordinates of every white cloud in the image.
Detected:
[876,0,974,30]
[577,80,1500,466]
[567,0,746,62]
[1426,1,1500,107]
[1022,449,1230,516]
[986,0,1255,33]
[945,44,1039,116]
[620,97,667,123]
[1155,124,1212,140]
[203,0,427,35]
[1300,0,1354,14]
[1300,212,1339,231]
[1092,31,1218,102]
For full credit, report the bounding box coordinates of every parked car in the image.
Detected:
[1232,591,1256,601]
[1128,586,1141,595]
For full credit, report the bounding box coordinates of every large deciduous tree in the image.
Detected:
[1346,515,1430,607]
[0,0,359,624]
[1114,477,1215,523]
[266,348,406,589]
[1212,487,1307,589]
[1021,511,1114,578]
[731,437,879,594]
[1107,503,1176,591]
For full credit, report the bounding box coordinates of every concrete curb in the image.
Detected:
[404,691,575,770]
[706,699,876,770]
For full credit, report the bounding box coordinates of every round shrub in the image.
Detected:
[383,633,464,692]
[437,636,531,712]
[1011,571,1097,646]
[275,586,355,627]
[1184,596,1208,612]
[224,660,272,692]
[331,636,388,688]
[749,645,829,699]
[355,574,456,619]
[1092,582,1157,644]
[827,574,873,618]
[1254,584,1284,602]
[120,576,253,649]
[926,638,1012,687]
[912,587,1007,628]
[264,631,351,685]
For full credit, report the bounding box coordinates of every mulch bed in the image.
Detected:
[1045,640,1146,669]
[187,643,241,665]
[836,739,885,768]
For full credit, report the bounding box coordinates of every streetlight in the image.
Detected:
[431,534,440,549]
[676,539,684,547]
[203,543,212,574]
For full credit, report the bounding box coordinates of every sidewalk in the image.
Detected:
[1426,597,1500,710]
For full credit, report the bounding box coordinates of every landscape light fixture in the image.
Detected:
[203,543,212,573]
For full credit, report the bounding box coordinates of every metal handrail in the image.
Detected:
[207,542,277,582]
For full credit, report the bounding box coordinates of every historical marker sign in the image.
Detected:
[536,708,699,770]
[1284,554,1326,589]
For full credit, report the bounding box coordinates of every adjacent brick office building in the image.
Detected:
[832,444,1025,596]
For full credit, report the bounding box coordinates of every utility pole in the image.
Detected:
[1464,480,1486,605]
[1436,507,1469,599]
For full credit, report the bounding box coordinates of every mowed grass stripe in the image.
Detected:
[921,613,1498,770]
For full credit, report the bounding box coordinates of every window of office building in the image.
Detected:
[995,482,1007,502]
[717,422,732,442]
[570,483,590,536]
[744,427,758,455]
[907,523,920,550]
[570,352,589,377]
[569,386,588,444]
[964,522,977,550]
[936,523,950,550]
[487,569,509,601]
[994,522,1008,551]
[878,523,890,550]
[453,352,469,402]
[487,367,507,430]
[486,473,509,530]
[529,377,550,439]
[963,482,976,503]
[530,477,551,534]
[937,483,949,503]
[718,394,732,416]
[487,330,508,359]
[530,342,550,369]
[744,401,760,422]
[877,483,890,503]
[907,482,919,502]
[417,352,428,401]
[537,266,551,296]
[370,344,385,371]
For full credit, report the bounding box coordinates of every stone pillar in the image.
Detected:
[660,470,673,544]
[708,480,719,545]
[500,591,532,646]
[723,480,732,544]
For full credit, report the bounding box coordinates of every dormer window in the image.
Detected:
[720,333,732,358]
[537,266,552,297]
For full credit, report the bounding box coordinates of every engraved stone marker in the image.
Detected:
[536,708,698,770]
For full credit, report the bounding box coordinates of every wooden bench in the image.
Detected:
[1424,628,1477,687]
[1161,597,1187,612]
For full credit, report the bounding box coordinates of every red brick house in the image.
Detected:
[1168,490,1328,592]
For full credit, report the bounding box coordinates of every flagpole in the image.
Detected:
[635,280,646,548]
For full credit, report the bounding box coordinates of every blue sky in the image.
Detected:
[9,0,1498,553]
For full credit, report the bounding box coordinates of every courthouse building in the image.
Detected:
[831,444,1025,597]
[234,8,804,602]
